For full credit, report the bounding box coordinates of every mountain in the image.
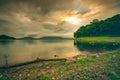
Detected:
[74,14,120,38]
[40,36,73,40]
[0,35,16,40]
[18,37,37,40]
[17,36,73,40]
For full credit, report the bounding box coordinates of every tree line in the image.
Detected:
[74,14,120,38]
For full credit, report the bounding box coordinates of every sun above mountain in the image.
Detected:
[63,16,82,25]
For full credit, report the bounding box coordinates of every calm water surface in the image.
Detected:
[0,40,120,67]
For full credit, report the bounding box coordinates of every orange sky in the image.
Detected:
[0,0,120,38]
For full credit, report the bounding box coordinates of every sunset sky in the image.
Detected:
[0,0,120,38]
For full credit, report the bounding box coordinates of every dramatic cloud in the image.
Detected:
[0,0,120,38]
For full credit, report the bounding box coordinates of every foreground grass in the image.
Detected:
[0,49,120,80]
[75,37,120,43]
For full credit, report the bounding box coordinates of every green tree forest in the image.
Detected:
[74,14,120,38]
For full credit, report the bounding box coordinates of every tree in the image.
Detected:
[74,14,120,37]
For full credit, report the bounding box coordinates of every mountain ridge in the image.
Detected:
[0,35,16,40]
[0,35,73,40]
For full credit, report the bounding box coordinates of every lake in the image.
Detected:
[0,40,120,68]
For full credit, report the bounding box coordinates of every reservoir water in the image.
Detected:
[0,40,120,67]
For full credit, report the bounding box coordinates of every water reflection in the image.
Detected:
[40,39,68,43]
[0,40,78,67]
[0,40,15,45]
[74,41,120,53]
[0,40,120,68]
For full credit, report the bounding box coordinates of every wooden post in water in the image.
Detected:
[4,55,8,67]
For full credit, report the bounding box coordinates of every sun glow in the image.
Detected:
[63,16,82,25]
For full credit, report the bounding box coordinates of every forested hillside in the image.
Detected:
[74,14,120,38]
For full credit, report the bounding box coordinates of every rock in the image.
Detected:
[91,54,99,58]
[0,75,3,78]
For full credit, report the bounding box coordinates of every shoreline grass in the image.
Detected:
[75,37,120,43]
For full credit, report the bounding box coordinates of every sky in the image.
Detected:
[0,0,120,38]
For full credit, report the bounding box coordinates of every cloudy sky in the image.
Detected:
[0,0,120,38]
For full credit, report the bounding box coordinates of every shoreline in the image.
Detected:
[0,58,67,69]
[0,49,120,80]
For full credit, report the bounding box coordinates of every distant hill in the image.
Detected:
[0,35,16,40]
[40,36,73,40]
[74,14,120,38]
[18,37,37,40]
[17,36,73,40]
